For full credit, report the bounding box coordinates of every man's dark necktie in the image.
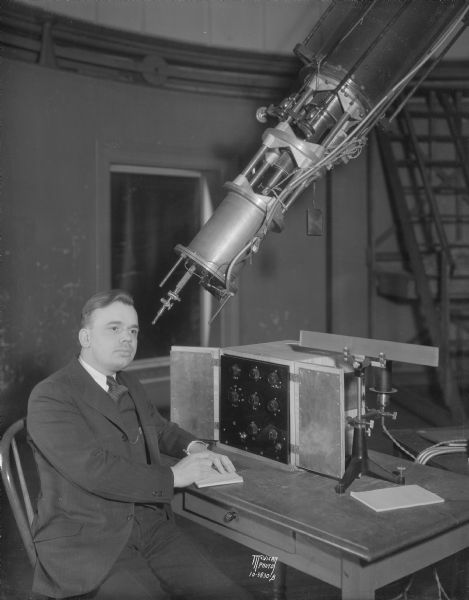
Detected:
[106,376,143,447]
[106,375,128,402]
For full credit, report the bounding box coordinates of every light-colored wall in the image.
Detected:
[2,56,347,422]
[16,0,469,59]
[16,0,330,54]
[4,1,465,424]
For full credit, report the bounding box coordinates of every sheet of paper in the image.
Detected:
[195,470,244,488]
[350,484,444,512]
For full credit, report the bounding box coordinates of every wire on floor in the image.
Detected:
[382,418,468,467]
[415,440,467,465]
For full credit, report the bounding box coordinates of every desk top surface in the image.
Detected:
[178,448,469,563]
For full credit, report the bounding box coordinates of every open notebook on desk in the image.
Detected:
[195,470,244,489]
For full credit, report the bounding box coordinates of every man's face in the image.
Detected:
[79,301,139,375]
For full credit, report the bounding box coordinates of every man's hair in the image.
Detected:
[80,289,134,328]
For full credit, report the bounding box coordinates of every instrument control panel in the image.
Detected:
[219,354,290,463]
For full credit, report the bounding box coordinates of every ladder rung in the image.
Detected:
[407,215,469,224]
[402,188,469,196]
[395,159,464,168]
[404,110,469,119]
[388,134,464,144]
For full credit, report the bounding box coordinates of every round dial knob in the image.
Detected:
[230,363,242,379]
[247,421,259,436]
[267,398,280,414]
[268,428,278,442]
[267,370,281,389]
[249,365,261,381]
[249,392,261,410]
[229,387,242,407]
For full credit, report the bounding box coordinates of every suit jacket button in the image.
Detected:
[127,514,133,521]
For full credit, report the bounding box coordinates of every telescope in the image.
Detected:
[153,0,469,324]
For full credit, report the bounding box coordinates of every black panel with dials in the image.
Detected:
[219,354,290,463]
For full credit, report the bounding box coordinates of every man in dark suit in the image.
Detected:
[27,289,254,600]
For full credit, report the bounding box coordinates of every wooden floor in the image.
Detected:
[1,385,467,600]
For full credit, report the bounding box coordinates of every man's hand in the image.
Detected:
[171,451,236,488]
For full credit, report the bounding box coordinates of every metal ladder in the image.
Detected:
[373,88,469,422]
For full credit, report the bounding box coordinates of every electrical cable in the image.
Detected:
[381,417,417,461]
[415,440,467,465]
[433,567,451,600]
[384,422,467,466]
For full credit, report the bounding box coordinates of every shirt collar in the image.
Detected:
[78,356,113,392]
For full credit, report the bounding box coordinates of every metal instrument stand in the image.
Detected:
[335,360,404,494]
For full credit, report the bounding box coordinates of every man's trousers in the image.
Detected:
[87,505,254,600]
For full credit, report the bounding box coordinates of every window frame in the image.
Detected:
[95,143,240,372]
[109,164,214,355]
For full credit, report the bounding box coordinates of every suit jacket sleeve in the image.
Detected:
[27,368,195,504]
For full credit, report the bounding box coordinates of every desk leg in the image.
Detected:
[272,562,287,600]
[341,558,375,600]
[452,548,469,600]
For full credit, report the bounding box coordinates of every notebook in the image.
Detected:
[195,470,244,489]
[350,484,444,512]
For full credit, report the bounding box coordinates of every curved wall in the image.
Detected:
[13,0,469,59]
[2,0,467,428]
[1,4,333,428]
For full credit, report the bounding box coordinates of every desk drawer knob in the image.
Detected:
[223,510,238,523]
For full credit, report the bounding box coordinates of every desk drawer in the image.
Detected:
[183,494,295,553]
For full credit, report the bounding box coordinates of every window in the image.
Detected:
[110,167,212,360]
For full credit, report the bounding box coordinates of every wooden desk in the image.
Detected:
[170,449,469,600]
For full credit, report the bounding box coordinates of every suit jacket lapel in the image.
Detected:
[68,359,129,436]
[119,373,161,464]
